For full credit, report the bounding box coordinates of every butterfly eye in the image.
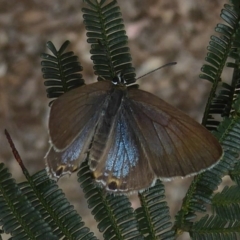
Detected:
[112,76,119,85]
[112,72,127,85]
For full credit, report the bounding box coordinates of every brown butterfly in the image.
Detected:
[46,73,223,193]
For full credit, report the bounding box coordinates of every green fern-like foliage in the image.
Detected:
[41,40,85,104]
[78,161,144,240]
[212,185,240,221]
[82,0,136,83]
[136,180,175,240]
[174,1,240,239]
[0,131,97,240]
[1,0,240,239]
[200,2,240,130]
[190,214,240,239]
[0,164,57,240]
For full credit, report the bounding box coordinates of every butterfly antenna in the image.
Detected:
[136,62,177,80]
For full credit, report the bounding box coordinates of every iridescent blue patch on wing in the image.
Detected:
[61,137,82,163]
[105,114,139,178]
[60,120,95,163]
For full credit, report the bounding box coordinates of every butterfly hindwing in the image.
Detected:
[91,105,155,192]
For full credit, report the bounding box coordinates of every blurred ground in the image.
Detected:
[0,0,228,239]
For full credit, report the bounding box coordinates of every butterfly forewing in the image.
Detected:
[46,81,113,177]
[49,81,112,150]
[126,87,223,178]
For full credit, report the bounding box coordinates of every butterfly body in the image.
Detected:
[89,85,127,170]
[46,80,222,193]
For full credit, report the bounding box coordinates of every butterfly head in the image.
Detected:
[112,72,127,86]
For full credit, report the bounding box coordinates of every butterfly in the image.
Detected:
[45,72,223,193]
